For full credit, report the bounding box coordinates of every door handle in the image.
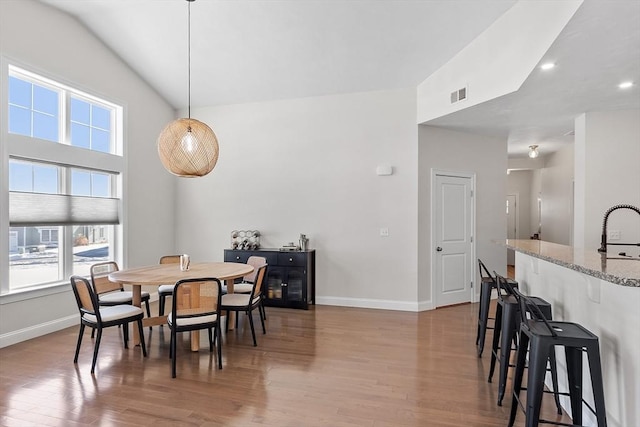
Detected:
[436,247,443,252]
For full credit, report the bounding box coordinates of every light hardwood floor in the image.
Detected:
[0,301,570,426]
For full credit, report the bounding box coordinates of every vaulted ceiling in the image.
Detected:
[39,0,640,158]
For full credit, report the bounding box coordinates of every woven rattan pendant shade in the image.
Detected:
[157,0,219,178]
[158,118,219,177]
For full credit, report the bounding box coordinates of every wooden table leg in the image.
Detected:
[226,279,235,331]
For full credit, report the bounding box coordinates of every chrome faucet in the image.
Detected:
[598,204,640,253]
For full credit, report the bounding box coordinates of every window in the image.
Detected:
[2,65,124,294]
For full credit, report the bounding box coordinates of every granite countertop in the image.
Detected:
[498,239,640,287]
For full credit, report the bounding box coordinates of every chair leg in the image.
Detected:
[548,348,563,414]
[216,323,223,370]
[123,322,129,348]
[565,346,584,426]
[208,328,214,352]
[586,342,607,427]
[524,339,551,427]
[488,303,503,382]
[144,300,152,330]
[247,309,257,347]
[74,324,86,363]
[508,332,529,427]
[259,304,266,334]
[137,319,147,357]
[91,328,103,374]
[225,310,230,332]
[261,296,267,319]
[498,303,517,406]
[171,330,177,378]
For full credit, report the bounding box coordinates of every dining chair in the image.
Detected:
[225,255,268,321]
[90,261,152,318]
[220,264,267,346]
[225,255,267,293]
[168,277,223,378]
[157,255,181,317]
[70,275,147,374]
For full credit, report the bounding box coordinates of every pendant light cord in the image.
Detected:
[188,0,192,119]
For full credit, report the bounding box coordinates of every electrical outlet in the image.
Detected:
[379,228,389,237]
[608,230,621,240]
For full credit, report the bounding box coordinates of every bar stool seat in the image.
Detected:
[488,274,561,412]
[508,289,607,427]
[476,259,518,357]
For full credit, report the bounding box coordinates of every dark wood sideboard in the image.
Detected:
[224,249,315,309]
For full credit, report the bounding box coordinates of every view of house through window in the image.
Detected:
[4,66,122,292]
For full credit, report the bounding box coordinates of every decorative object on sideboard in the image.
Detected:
[157,0,219,178]
[280,242,298,251]
[299,234,309,251]
[231,230,260,250]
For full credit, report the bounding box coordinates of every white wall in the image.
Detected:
[174,88,420,310]
[574,110,640,251]
[540,145,574,245]
[417,125,508,304]
[0,0,176,345]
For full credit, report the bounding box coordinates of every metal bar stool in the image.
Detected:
[476,259,518,357]
[489,274,562,412]
[508,288,607,427]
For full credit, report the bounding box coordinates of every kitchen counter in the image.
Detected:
[499,239,640,287]
[498,239,640,425]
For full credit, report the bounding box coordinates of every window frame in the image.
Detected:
[1,60,126,299]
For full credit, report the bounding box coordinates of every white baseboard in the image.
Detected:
[316,296,434,312]
[0,314,78,349]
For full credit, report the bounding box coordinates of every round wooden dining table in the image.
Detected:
[108,261,253,351]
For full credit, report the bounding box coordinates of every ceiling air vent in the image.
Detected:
[450,87,467,104]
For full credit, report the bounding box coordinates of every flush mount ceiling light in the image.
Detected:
[528,145,540,158]
[540,62,555,70]
[618,81,634,89]
[157,0,219,178]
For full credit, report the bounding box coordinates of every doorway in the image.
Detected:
[432,171,475,307]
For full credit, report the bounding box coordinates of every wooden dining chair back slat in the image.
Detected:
[168,277,223,378]
[89,261,152,321]
[242,256,267,283]
[160,255,181,265]
[91,261,123,294]
[252,264,267,300]
[158,255,182,316]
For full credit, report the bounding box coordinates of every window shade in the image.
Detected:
[9,192,120,226]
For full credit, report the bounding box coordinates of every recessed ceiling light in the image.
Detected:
[540,62,555,70]
[618,81,634,89]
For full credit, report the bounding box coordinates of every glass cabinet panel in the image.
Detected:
[286,268,304,302]
[266,267,284,301]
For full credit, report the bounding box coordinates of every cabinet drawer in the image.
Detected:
[224,250,278,265]
[277,252,306,267]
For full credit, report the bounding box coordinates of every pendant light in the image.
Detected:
[528,144,539,159]
[158,0,219,177]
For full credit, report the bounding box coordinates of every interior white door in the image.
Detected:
[506,194,517,265]
[434,174,473,307]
